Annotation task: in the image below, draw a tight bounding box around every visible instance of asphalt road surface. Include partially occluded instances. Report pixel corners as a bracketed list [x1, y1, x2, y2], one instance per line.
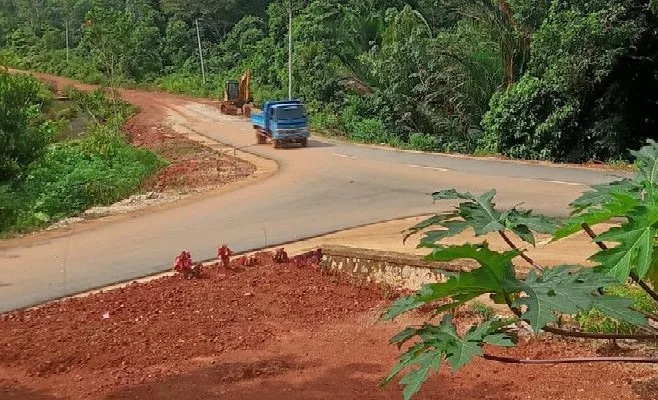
[0, 88, 628, 312]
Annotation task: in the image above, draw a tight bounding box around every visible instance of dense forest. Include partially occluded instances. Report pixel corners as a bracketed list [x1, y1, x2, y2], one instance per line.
[1, 0, 658, 162]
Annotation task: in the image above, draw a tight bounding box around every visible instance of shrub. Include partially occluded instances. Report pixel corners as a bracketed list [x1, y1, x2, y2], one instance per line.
[481, 76, 577, 161]
[407, 132, 439, 152]
[469, 301, 495, 320]
[309, 111, 340, 132]
[347, 118, 390, 144]
[157, 73, 208, 97]
[0, 72, 55, 181]
[1, 85, 165, 234]
[9, 126, 164, 231]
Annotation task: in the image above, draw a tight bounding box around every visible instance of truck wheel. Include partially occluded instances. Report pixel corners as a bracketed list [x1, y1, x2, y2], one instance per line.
[273, 140, 281, 149]
[300, 138, 308, 148]
[255, 131, 267, 144]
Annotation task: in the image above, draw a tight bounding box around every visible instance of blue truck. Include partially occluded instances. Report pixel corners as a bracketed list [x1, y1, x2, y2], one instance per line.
[251, 100, 309, 148]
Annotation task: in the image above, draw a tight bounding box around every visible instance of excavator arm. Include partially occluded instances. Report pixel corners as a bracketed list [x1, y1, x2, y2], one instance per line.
[239, 69, 252, 104]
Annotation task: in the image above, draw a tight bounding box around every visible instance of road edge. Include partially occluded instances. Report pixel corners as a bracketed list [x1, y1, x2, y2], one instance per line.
[311, 134, 634, 174]
[0, 107, 279, 252]
[10, 214, 430, 312]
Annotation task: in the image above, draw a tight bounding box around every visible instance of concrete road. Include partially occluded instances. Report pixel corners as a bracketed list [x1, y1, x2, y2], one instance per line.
[0, 95, 626, 312]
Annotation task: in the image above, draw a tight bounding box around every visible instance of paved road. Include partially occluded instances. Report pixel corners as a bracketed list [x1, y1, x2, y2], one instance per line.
[0, 95, 626, 312]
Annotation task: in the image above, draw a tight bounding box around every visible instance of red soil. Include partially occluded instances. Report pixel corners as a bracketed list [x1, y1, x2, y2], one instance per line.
[1, 252, 655, 400]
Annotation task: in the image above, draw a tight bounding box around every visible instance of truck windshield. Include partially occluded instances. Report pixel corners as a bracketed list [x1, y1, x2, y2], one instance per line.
[275, 106, 305, 120]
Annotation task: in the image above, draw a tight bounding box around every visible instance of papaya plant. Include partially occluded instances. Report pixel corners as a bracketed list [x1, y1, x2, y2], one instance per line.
[384, 140, 658, 400]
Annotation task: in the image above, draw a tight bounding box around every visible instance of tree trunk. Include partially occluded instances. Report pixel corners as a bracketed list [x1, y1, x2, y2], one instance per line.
[497, 0, 530, 87]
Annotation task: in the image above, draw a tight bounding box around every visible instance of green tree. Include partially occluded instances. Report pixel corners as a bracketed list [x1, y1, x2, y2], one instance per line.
[78, 6, 162, 82]
[482, 0, 657, 162]
[0, 72, 54, 181]
[162, 19, 194, 72]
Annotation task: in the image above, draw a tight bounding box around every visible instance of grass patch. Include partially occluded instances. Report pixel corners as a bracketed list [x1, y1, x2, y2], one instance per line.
[469, 301, 496, 320]
[576, 284, 658, 335]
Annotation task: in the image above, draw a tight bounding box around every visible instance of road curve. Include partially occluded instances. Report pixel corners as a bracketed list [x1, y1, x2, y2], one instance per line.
[0, 88, 626, 312]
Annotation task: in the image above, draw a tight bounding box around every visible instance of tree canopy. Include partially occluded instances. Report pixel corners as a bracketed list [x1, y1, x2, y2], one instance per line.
[2, 0, 657, 162]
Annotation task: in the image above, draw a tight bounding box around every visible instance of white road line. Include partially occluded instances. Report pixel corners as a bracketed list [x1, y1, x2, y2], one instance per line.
[406, 164, 450, 172]
[331, 153, 356, 159]
[545, 180, 585, 187]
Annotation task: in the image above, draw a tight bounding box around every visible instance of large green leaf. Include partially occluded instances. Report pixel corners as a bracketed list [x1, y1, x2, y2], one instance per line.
[425, 243, 519, 283]
[382, 244, 520, 320]
[593, 295, 648, 327]
[431, 189, 474, 200]
[399, 352, 441, 400]
[503, 208, 558, 245]
[631, 139, 658, 185]
[430, 189, 505, 237]
[458, 190, 504, 235]
[384, 316, 515, 400]
[515, 266, 646, 331]
[413, 189, 556, 248]
[502, 209, 558, 234]
[592, 225, 657, 281]
[417, 220, 469, 248]
[590, 204, 658, 281]
[569, 179, 642, 215]
[403, 211, 459, 243]
[445, 322, 484, 372]
[554, 191, 640, 240]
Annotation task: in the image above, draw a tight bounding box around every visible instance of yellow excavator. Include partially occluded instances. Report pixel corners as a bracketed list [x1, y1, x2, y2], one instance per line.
[219, 69, 253, 117]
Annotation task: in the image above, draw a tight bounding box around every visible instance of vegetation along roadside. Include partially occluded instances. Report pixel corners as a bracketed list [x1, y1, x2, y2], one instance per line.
[2, 1, 657, 164]
[0, 71, 166, 236]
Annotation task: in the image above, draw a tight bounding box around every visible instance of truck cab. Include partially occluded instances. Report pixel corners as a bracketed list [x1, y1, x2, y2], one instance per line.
[251, 100, 309, 148]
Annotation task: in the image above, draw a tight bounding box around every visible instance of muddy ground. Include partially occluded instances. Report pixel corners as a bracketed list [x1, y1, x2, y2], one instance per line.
[1, 252, 656, 400]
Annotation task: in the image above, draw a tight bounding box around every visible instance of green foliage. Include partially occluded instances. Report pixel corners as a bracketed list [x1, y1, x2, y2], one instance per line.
[384, 142, 658, 398]
[12, 125, 163, 227]
[577, 284, 658, 334]
[0, 71, 55, 181]
[406, 133, 438, 152]
[557, 140, 658, 284]
[517, 266, 645, 329]
[3, 0, 657, 162]
[469, 301, 495, 320]
[79, 7, 163, 83]
[309, 110, 340, 133]
[382, 315, 515, 400]
[406, 188, 557, 246]
[0, 84, 165, 234]
[481, 75, 575, 160]
[482, 0, 658, 162]
[347, 118, 390, 144]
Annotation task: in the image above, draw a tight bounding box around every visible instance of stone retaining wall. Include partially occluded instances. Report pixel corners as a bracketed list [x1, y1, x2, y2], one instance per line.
[320, 245, 470, 290]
